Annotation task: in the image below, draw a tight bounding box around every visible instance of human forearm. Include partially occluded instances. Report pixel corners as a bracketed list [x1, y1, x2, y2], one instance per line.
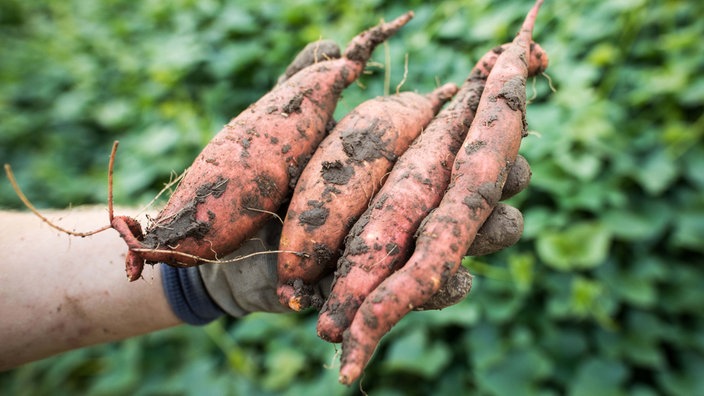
[0, 207, 181, 371]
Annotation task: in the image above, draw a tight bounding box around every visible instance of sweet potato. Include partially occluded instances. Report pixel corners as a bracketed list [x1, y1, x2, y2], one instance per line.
[276, 40, 341, 85]
[337, 0, 545, 384]
[277, 83, 459, 310]
[316, 42, 547, 343]
[108, 12, 414, 281]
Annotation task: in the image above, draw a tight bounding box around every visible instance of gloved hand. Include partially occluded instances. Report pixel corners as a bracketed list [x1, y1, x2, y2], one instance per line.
[160, 39, 531, 324]
[196, 216, 322, 316]
[416, 154, 530, 310]
[160, 156, 530, 323]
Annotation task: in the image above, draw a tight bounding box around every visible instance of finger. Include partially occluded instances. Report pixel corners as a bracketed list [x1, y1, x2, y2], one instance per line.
[198, 216, 289, 316]
[319, 266, 471, 315]
[319, 204, 521, 311]
[318, 273, 335, 299]
[466, 203, 524, 257]
[501, 154, 531, 201]
[415, 265, 473, 311]
[277, 39, 342, 84]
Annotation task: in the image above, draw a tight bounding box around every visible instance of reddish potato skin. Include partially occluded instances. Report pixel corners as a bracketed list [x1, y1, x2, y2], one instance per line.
[110, 13, 414, 281]
[316, 42, 548, 343]
[337, 0, 545, 385]
[277, 83, 458, 310]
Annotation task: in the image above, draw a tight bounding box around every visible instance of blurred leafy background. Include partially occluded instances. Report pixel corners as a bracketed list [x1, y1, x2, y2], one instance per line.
[1, 0, 703, 394]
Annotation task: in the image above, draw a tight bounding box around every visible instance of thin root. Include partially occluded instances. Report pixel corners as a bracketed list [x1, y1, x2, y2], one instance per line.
[4, 165, 111, 237]
[366, 61, 385, 69]
[395, 53, 409, 94]
[368, 243, 399, 269]
[527, 76, 538, 104]
[542, 71, 557, 92]
[323, 346, 342, 369]
[358, 372, 369, 396]
[107, 141, 119, 222]
[244, 207, 285, 224]
[527, 71, 557, 104]
[383, 41, 391, 96]
[378, 170, 392, 189]
[130, 247, 306, 265]
[313, 38, 321, 63]
[138, 168, 187, 217]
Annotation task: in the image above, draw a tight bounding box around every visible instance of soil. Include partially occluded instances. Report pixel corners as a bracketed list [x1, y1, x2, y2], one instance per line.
[321, 160, 354, 185]
[416, 266, 473, 310]
[143, 176, 229, 248]
[298, 200, 329, 230]
[497, 75, 528, 133]
[467, 203, 524, 256]
[340, 121, 395, 162]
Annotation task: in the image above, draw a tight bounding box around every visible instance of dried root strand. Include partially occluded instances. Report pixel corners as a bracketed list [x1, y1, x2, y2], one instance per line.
[4, 164, 111, 237]
[107, 140, 118, 222]
[130, 247, 304, 265]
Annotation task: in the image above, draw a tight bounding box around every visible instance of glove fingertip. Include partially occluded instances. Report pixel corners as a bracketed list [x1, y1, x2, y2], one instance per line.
[501, 155, 531, 201]
[467, 203, 524, 257]
[416, 266, 473, 311]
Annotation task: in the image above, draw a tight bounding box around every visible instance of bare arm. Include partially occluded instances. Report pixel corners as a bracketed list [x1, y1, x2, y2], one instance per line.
[0, 207, 181, 371]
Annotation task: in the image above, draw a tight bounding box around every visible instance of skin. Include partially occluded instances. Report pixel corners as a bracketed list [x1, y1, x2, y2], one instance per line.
[0, 208, 181, 371]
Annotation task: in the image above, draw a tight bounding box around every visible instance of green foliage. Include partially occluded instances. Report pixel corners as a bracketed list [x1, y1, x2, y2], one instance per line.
[1, 0, 703, 395]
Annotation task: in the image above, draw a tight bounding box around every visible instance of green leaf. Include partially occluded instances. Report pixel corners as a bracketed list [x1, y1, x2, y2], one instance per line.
[670, 210, 704, 252]
[683, 146, 704, 188]
[262, 348, 306, 390]
[477, 348, 553, 396]
[536, 222, 612, 270]
[602, 202, 670, 241]
[633, 149, 679, 196]
[570, 358, 628, 396]
[522, 207, 569, 239]
[475, 275, 527, 323]
[529, 161, 576, 198]
[509, 253, 535, 292]
[598, 256, 666, 308]
[569, 276, 617, 330]
[617, 274, 657, 307]
[466, 322, 505, 371]
[541, 327, 588, 360]
[657, 352, 704, 396]
[555, 150, 603, 181]
[382, 328, 451, 378]
[216, 4, 258, 34]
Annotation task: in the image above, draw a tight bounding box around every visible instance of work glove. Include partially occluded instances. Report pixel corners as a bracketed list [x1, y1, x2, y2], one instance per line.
[160, 156, 530, 323]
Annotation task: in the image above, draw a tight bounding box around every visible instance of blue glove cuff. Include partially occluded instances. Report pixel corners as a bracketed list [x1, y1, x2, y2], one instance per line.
[161, 264, 225, 325]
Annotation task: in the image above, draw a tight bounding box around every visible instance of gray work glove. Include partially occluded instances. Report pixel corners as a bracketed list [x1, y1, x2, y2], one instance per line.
[197, 218, 330, 316]
[190, 155, 530, 317]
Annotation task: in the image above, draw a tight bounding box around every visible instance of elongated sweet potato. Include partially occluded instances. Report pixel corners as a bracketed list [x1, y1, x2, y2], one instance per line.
[109, 12, 414, 281]
[337, 0, 545, 384]
[316, 42, 547, 343]
[277, 83, 458, 310]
